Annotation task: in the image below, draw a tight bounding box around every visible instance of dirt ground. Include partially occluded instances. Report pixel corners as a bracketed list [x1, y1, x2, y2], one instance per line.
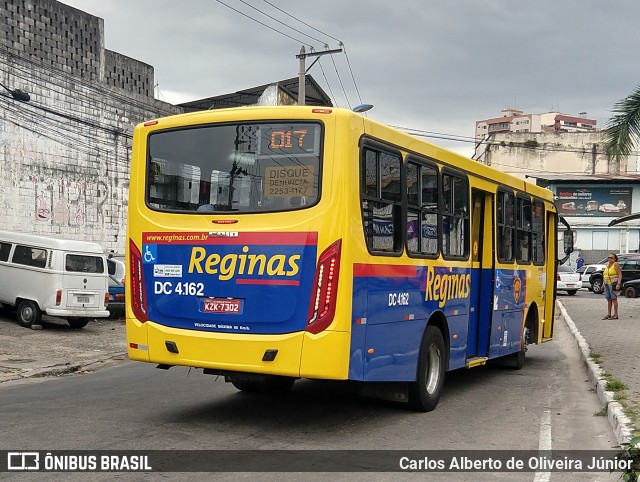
[0, 306, 127, 384]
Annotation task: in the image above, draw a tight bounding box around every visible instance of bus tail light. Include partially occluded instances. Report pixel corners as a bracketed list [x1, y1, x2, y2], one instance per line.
[55, 290, 62, 306]
[129, 239, 149, 322]
[306, 239, 342, 334]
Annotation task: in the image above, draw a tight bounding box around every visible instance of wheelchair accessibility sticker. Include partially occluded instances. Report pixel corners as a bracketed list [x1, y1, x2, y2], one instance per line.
[142, 245, 157, 264]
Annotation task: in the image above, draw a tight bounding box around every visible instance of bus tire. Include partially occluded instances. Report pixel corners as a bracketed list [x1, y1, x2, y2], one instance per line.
[508, 327, 528, 370]
[232, 376, 295, 395]
[68, 317, 90, 329]
[17, 300, 41, 328]
[409, 326, 446, 412]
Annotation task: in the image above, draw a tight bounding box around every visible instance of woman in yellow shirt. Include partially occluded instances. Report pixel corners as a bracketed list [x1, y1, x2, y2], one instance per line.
[602, 253, 623, 320]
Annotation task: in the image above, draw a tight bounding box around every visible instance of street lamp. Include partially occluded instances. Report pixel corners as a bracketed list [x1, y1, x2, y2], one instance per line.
[0, 81, 30, 102]
[353, 104, 373, 113]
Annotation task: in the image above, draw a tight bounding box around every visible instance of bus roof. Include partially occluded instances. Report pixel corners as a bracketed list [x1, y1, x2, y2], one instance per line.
[0, 230, 105, 254]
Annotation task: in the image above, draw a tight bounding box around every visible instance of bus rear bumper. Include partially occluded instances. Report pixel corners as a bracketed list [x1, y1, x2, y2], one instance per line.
[131, 321, 305, 378]
[126, 321, 352, 380]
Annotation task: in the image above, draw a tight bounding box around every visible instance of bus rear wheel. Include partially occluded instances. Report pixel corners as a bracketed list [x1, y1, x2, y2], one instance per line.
[409, 326, 446, 412]
[17, 300, 41, 328]
[231, 376, 295, 395]
[508, 327, 528, 370]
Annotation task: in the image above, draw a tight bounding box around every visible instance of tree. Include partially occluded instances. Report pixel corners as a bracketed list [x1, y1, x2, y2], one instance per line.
[604, 85, 640, 161]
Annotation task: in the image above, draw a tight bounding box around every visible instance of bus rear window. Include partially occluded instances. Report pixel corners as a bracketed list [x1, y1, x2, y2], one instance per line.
[66, 255, 105, 273]
[147, 122, 322, 213]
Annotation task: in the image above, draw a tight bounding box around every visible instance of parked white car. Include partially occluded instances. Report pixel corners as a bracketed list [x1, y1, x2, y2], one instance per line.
[577, 264, 606, 290]
[0, 230, 109, 328]
[556, 264, 581, 295]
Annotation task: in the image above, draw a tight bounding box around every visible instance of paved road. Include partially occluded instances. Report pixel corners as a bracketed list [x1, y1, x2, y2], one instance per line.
[0, 318, 617, 482]
[0, 289, 637, 446]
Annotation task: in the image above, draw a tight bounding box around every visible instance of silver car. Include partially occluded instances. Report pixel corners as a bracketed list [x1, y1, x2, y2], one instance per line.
[557, 265, 581, 295]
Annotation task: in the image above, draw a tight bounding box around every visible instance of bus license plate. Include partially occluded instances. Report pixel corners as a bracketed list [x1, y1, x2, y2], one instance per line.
[77, 295, 91, 303]
[203, 298, 241, 314]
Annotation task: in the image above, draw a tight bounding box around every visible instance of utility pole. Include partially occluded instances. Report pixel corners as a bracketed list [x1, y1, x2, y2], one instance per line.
[298, 46, 306, 106]
[296, 46, 343, 106]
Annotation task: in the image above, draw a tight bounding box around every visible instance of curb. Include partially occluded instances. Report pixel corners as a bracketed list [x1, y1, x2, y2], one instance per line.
[557, 300, 634, 445]
[0, 354, 125, 384]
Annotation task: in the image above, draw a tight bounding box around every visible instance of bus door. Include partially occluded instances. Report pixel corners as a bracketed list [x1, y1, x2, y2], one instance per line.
[467, 190, 494, 358]
[543, 210, 559, 340]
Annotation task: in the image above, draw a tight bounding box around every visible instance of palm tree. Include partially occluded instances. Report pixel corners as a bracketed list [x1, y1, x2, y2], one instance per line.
[604, 85, 640, 227]
[603, 84, 640, 161]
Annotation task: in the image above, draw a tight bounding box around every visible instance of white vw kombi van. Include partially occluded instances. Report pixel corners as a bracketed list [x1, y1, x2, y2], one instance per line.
[0, 230, 110, 328]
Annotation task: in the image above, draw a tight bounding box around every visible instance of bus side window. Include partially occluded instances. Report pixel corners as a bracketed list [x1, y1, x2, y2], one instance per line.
[516, 197, 532, 264]
[360, 147, 402, 254]
[441, 172, 469, 259]
[531, 200, 545, 264]
[497, 190, 515, 262]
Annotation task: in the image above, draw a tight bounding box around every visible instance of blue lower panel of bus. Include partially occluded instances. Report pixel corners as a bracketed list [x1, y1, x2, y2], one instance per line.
[139, 232, 317, 335]
[349, 264, 526, 382]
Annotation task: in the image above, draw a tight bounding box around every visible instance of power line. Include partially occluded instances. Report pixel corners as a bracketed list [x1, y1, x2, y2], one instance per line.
[262, 0, 342, 43]
[257, 1, 362, 108]
[393, 125, 640, 156]
[328, 51, 351, 109]
[342, 44, 363, 106]
[237, 0, 326, 45]
[0, 49, 178, 117]
[315, 56, 337, 106]
[214, 0, 312, 46]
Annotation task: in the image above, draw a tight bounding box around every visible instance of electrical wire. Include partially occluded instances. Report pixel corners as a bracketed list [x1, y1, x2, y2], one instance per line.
[342, 44, 363, 106]
[214, 0, 312, 46]
[0, 47, 178, 117]
[393, 125, 640, 157]
[257, 0, 362, 108]
[328, 51, 351, 109]
[237, 0, 326, 45]
[262, 0, 342, 43]
[315, 57, 337, 106]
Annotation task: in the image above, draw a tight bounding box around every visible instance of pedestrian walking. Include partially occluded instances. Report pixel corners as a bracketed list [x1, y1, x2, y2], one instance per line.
[602, 253, 622, 320]
[576, 254, 584, 269]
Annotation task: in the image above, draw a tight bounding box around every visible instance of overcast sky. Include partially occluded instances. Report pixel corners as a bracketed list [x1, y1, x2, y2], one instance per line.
[60, 0, 640, 156]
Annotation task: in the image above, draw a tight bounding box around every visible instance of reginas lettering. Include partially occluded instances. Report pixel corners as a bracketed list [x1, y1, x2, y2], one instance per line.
[424, 266, 471, 308]
[188, 246, 300, 280]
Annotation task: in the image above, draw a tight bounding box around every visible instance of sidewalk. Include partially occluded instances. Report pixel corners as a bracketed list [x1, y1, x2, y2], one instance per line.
[0, 307, 127, 384]
[557, 291, 640, 444]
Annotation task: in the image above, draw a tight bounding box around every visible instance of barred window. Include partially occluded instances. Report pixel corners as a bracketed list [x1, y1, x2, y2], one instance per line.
[497, 190, 515, 262]
[442, 172, 469, 259]
[361, 147, 402, 253]
[516, 196, 532, 264]
[531, 200, 545, 265]
[406, 160, 439, 256]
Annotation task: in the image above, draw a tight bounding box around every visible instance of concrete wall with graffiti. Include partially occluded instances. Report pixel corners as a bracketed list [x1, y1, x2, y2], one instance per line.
[0, 1, 183, 253]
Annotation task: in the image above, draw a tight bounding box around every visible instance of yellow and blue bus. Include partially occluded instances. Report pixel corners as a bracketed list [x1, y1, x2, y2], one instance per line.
[126, 106, 570, 411]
